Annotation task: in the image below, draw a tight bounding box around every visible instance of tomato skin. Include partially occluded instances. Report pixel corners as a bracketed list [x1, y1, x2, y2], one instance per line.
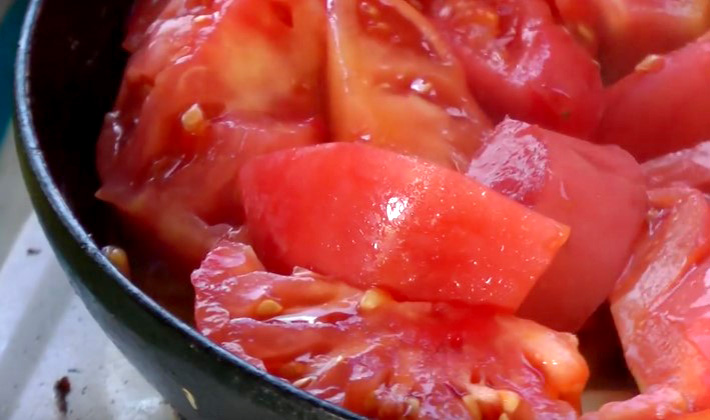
[240, 142, 570, 311]
[467, 119, 647, 332]
[327, 0, 491, 170]
[97, 0, 327, 263]
[643, 141, 710, 192]
[595, 34, 710, 161]
[192, 238, 589, 419]
[556, 0, 710, 83]
[420, 0, 603, 138]
[587, 188, 710, 418]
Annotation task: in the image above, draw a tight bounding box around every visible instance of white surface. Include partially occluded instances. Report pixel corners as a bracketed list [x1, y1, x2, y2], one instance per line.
[0, 127, 33, 263]
[0, 214, 178, 420]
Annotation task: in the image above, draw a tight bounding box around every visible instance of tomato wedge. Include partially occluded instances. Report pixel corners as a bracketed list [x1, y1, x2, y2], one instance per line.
[96, 0, 326, 263]
[588, 188, 710, 418]
[240, 143, 570, 311]
[327, 0, 491, 170]
[594, 33, 710, 161]
[643, 142, 710, 192]
[556, 0, 710, 82]
[193, 238, 589, 419]
[417, 0, 603, 138]
[467, 119, 647, 331]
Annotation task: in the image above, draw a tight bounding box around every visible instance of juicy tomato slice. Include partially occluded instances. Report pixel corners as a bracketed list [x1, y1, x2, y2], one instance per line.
[556, 0, 710, 83]
[327, 0, 491, 170]
[240, 142, 570, 311]
[96, 0, 326, 263]
[589, 188, 710, 418]
[192, 239, 589, 419]
[643, 141, 710, 192]
[467, 119, 647, 331]
[416, 0, 603, 138]
[594, 33, 710, 161]
[675, 409, 710, 420]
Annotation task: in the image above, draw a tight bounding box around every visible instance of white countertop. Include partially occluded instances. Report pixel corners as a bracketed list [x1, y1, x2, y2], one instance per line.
[0, 116, 176, 420]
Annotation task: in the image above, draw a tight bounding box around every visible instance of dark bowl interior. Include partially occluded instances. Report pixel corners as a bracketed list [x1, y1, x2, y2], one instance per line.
[13, 1, 360, 418]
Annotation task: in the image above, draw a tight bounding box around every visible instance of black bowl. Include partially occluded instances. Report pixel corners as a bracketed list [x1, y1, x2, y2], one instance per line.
[13, 1, 360, 419]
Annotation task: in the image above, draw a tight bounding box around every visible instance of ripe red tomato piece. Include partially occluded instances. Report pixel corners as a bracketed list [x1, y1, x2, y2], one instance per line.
[643, 142, 710, 192]
[467, 119, 647, 331]
[192, 239, 589, 419]
[96, 0, 326, 263]
[588, 188, 710, 418]
[556, 0, 710, 82]
[240, 142, 570, 311]
[594, 34, 710, 161]
[676, 409, 710, 420]
[327, 0, 492, 170]
[417, 0, 603, 138]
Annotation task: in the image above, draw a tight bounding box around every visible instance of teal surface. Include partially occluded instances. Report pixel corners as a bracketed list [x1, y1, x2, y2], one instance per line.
[1, 0, 29, 140]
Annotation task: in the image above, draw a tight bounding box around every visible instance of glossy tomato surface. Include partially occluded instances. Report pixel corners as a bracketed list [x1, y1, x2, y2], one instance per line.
[556, 0, 710, 82]
[468, 119, 647, 331]
[240, 142, 570, 311]
[96, 0, 327, 264]
[590, 188, 710, 418]
[193, 238, 590, 419]
[417, 0, 603, 138]
[643, 142, 710, 192]
[594, 33, 710, 161]
[327, 0, 491, 170]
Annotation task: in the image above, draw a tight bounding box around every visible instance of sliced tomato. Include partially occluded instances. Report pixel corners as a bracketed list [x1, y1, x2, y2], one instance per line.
[192, 238, 589, 419]
[416, 0, 603, 138]
[643, 141, 710, 192]
[96, 0, 326, 263]
[594, 34, 710, 161]
[240, 142, 569, 311]
[327, 0, 491, 170]
[587, 188, 710, 418]
[467, 119, 647, 331]
[675, 409, 710, 420]
[556, 0, 710, 82]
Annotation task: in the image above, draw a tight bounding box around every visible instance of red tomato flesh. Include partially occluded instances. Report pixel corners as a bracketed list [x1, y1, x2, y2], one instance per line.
[594, 33, 710, 161]
[193, 238, 589, 419]
[240, 142, 570, 311]
[468, 119, 647, 331]
[643, 141, 710, 192]
[417, 0, 603, 138]
[589, 188, 710, 418]
[97, 0, 326, 263]
[556, 0, 710, 83]
[327, 0, 492, 170]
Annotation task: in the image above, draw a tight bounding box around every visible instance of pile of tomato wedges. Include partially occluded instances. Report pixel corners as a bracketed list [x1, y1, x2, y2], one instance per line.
[96, 0, 710, 418]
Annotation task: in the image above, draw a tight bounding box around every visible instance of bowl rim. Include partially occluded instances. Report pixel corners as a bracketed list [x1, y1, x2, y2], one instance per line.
[13, 1, 360, 418]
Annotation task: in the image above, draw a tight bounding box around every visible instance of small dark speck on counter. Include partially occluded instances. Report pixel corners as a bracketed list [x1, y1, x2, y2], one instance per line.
[54, 376, 71, 415]
[81, 385, 88, 396]
[68, 368, 81, 374]
[26, 248, 41, 256]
